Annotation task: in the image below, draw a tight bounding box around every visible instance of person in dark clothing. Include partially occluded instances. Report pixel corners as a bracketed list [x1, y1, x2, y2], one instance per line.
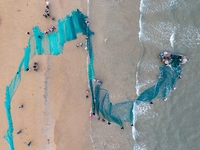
[19, 105, 23, 109]
[27, 141, 32, 147]
[17, 130, 22, 134]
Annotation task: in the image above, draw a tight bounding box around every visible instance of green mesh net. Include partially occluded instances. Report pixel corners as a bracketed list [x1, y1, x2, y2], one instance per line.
[93, 55, 182, 127]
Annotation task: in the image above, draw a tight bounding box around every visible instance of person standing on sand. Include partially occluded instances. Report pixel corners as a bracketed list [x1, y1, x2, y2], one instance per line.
[19, 105, 23, 109]
[17, 130, 22, 134]
[89, 113, 93, 118]
[46, 12, 50, 17]
[44, 31, 48, 34]
[86, 90, 89, 99]
[26, 68, 31, 71]
[27, 141, 32, 147]
[43, 14, 48, 18]
[26, 31, 30, 35]
[52, 26, 56, 30]
[46, 1, 50, 7]
[97, 79, 103, 85]
[93, 78, 97, 83]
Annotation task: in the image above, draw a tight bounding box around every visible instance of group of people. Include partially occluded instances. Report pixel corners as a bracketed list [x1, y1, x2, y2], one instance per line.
[91, 112, 134, 130]
[93, 78, 103, 85]
[43, 2, 55, 20]
[25, 2, 55, 36]
[44, 26, 56, 34]
[33, 62, 38, 71]
[76, 42, 84, 47]
[25, 62, 39, 72]
[90, 78, 136, 130]
[159, 51, 189, 65]
[159, 51, 173, 65]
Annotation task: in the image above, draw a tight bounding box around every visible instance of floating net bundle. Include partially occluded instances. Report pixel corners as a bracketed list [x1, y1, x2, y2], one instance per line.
[93, 55, 182, 127]
[4, 10, 94, 150]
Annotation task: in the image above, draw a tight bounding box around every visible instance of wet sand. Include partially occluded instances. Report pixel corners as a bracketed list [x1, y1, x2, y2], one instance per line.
[88, 0, 141, 149]
[0, 0, 92, 150]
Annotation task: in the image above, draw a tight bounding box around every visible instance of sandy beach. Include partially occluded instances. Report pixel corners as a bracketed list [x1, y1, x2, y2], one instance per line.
[0, 0, 93, 149]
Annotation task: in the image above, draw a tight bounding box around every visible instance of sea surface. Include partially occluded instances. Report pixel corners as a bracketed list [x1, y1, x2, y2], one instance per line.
[89, 0, 200, 149]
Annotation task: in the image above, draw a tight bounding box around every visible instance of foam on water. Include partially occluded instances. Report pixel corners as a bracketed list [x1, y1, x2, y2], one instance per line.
[139, 21, 174, 49]
[136, 0, 200, 149]
[170, 32, 175, 48]
[140, 0, 188, 14]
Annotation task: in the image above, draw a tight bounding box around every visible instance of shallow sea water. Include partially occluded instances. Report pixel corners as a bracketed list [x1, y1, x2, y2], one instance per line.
[89, 0, 200, 149]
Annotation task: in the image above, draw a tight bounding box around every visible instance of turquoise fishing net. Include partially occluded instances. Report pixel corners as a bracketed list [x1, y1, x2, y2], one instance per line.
[93, 56, 182, 127]
[4, 10, 94, 150]
[137, 64, 181, 102]
[4, 7, 184, 150]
